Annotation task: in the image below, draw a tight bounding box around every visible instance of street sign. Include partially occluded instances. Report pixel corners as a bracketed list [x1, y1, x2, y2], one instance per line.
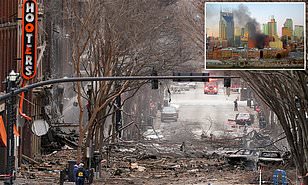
[173, 73, 209, 82]
[21, 0, 38, 80]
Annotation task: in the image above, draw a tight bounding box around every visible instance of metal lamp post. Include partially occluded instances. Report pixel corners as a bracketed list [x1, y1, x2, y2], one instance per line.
[5, 70, 20, 185]
[87, 84, 93, 169]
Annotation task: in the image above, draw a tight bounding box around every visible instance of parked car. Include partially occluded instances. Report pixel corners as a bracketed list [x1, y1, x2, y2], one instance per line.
[235, 113, 253, 126]
[161, 106, 178, 122]
[226, 149, 259, 170]
[178, 82, 190, 91]
[187, 82, 197, 89]
[257, 151, 284, 166]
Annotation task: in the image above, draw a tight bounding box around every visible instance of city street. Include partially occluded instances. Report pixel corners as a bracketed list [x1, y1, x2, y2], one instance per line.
[0, 0, 307, 184]
[157, 83, 258, 142]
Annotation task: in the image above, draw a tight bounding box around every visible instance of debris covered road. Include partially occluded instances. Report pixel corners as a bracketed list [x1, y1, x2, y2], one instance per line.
[13, 84, 296, 184]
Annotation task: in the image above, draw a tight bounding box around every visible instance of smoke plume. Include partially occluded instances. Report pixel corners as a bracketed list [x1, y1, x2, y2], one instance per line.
[233, 4, 266, 49]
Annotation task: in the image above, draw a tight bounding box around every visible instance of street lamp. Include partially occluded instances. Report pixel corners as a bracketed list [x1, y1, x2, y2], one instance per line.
[7, 70, 20, 83]
[86, 84, 93, 169]
[5, 70, 20, 185]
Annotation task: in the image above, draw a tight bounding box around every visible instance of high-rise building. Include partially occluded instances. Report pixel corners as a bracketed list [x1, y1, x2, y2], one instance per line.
[282, 27, 292, 37]
[234, 27, 241, 36]
[219, 10, 234, 46]
[284, 18, 293, 35]
[294, 25, 304, 39]
[262, 24, 269, 35]
[240, 28, 245, 36]
[234, 27, 241, 47]
[269, 35, 283, 49]
[268, 16, 277, 37]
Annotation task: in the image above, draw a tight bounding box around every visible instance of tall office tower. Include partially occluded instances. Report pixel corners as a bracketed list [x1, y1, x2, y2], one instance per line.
[234, 27, 241, 47]
[241, 27, 245, 36]
[284, 18, 293, 35]
[282, 27, 292, 37]
[294, 25, 304, 39]
[268, 16, 277, 36]
[219, 10, 234, 46]
[262, 24, 269, 35]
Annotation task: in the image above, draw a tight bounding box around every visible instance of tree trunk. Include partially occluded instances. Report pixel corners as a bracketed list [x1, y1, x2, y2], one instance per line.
[303, 175, 308, 185]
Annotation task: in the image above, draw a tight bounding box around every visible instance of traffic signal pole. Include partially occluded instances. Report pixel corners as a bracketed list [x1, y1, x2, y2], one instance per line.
[4, 72, 19, 185]
[0, 75, 240, 102]
[0, 75, 240, 184]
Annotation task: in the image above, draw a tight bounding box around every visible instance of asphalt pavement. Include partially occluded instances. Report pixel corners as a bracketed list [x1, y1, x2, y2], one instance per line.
[154, 83, 258, 141]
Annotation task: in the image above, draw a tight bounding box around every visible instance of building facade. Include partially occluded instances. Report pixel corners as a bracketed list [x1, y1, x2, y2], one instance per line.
[294, 25, 304, 39]
[268, 16, 277, 37]
[219, 11, 234, 47]
[283, 18, 293, 35]
[0, 0, 43, 174]
[0, 0, 19, 174]
[282, 27, 292, 38]
[262, 24, 269, 35]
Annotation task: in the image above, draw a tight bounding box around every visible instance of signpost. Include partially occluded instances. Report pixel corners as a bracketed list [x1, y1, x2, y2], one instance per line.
[0, 74, 240, 184]
[21, 0, 38, 80]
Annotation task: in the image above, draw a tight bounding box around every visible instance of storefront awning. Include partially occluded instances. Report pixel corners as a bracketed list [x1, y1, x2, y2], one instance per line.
[0, 115, 7, 146]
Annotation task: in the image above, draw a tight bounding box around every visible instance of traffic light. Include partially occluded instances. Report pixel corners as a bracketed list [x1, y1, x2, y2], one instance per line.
[151, 70, 158, 89]
[224, 77, 231, 88]
[173, 72, 209, 82]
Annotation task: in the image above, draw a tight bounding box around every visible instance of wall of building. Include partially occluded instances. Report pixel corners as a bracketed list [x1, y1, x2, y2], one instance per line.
[0, 0, 18, 174]
[0, 0, 44, 174]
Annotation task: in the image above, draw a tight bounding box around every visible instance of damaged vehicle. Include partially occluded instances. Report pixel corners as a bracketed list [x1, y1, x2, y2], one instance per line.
[235, 113, 254, 126]
[161, 106, 178, 122]
[226, 149, 259, 170]
[257, 151, 284, 166]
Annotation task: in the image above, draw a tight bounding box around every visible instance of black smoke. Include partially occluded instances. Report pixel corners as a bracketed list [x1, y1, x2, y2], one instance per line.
[233, 4, 256, 28]
[233, 4, 266, 49]
[255, 34, 266, 49]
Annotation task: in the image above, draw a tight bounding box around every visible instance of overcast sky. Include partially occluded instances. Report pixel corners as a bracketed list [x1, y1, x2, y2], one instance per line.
[205, 2, 305, 37]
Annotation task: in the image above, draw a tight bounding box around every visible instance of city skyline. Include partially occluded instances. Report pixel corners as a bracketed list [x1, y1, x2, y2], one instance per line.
[206, 3, 305, 38]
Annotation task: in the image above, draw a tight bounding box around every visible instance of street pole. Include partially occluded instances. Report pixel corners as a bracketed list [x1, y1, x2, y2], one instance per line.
[5, 71, 19, 185]
[87, 84, 92, 170]
[115, 95, 122, 138]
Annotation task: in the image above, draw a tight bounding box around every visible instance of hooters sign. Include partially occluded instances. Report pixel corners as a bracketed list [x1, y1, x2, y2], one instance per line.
[21, 0, 38, 80]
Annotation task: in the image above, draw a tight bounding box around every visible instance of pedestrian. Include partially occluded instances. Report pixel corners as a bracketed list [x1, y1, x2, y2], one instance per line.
[234, 99, 238, 111]
[73, 164, 79, 183]
[180, 142, 186, 152]
[75, 163, 88, 185]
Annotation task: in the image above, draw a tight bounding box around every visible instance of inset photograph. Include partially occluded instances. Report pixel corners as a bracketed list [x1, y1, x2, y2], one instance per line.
[205, 2, 306, 70]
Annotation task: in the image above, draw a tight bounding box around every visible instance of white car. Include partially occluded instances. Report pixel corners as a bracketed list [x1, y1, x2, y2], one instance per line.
[143, 129, 164, 140]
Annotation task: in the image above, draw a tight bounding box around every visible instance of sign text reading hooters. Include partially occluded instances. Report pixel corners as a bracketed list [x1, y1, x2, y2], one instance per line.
[22, 0, 38, 80]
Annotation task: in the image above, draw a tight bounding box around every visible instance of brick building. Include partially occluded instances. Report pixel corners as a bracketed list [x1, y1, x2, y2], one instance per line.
[0, 0, 42, 174]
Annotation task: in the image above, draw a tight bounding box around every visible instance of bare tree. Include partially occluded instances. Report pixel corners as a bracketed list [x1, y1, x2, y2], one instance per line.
[240, 71, 308, 183]
[63, 0, 195, 162]
[179, 0, 308, 183]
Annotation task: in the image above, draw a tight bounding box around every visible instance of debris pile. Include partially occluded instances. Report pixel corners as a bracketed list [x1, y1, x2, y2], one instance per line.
[98, 141, 255, 185]
[17, 149, 77, 184]
[41, 128, 78, 154]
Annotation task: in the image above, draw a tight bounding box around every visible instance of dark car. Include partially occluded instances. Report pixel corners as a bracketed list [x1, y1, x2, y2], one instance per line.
[235, 113, 254, 126]
[226, 149, 259, 170]
[161, 106, 178, 122]
[257, 151, 284, 166]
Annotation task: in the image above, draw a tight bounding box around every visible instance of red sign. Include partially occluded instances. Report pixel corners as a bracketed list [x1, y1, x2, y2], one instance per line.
[21, 0, 38, 80]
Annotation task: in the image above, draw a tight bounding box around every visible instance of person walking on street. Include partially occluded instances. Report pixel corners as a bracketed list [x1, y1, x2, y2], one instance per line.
[234, 98, 238, 111]
[73, 164, 79, 183]
[75, 163, 88, 185]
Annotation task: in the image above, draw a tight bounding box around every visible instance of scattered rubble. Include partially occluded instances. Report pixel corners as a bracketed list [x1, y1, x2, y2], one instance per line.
[16, 149, 77, 184]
